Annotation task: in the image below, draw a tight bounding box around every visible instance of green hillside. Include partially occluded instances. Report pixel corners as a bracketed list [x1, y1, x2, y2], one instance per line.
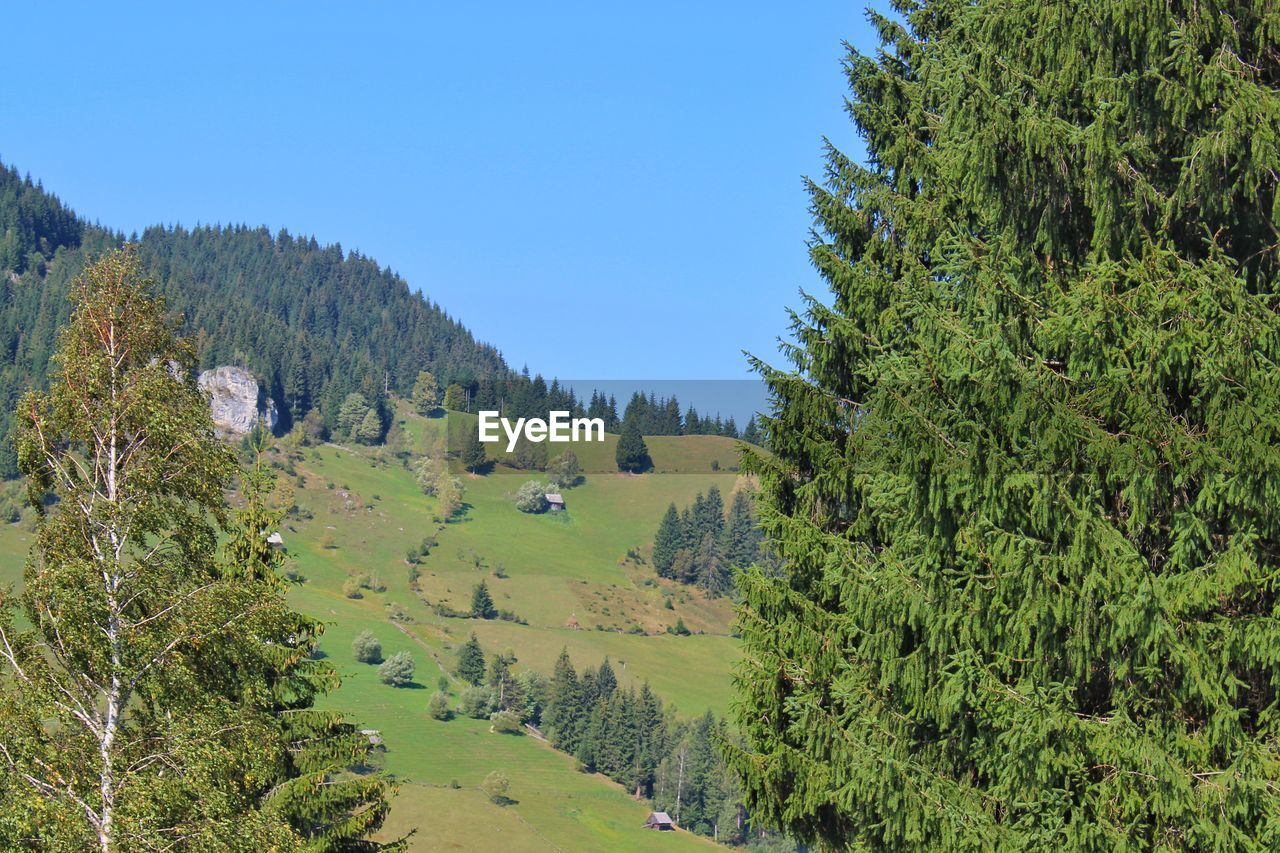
[0, 160, 509, 478]
[0, 403, 745, 850]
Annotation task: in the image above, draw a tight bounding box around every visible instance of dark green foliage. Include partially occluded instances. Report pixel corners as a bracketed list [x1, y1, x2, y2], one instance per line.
[651, 487, 765, 595]
[456, 633, 487, 686]
[0, 174, 507, 477]
[653, 504, 683, 578]
[518, 670, 550, 726]
[470, 581, 497, 619]
[586, 390, 620, 429]
[535, 649, 748, 837]
[543, 649, 585, 752]
[595, 658, 617, 698]
[722, 491, 761, 569]
[377, 652, 415, 687]
[733, 1, 1280, 849]
[623, 392, 742, 438]
[615, 418, 651, 473]
[225, 458, 399, 849]
[509, 435, 548, 471]
[654, 713, 743, 842]
[0, 160, 82, 275]
[460, 429, 489, 473]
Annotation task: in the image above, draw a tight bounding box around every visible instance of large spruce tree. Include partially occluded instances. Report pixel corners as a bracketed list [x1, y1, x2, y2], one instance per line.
[615, 417, 652, 473]
[731, 1, 1280, 848]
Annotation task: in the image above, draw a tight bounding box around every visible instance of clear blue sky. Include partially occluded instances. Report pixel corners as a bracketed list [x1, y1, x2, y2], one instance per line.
[0, 2, 875, 379]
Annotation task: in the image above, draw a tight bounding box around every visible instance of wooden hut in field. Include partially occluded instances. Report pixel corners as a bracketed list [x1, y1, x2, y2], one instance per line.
[545, 492, 565, 511]
[643, 811, 674, 831]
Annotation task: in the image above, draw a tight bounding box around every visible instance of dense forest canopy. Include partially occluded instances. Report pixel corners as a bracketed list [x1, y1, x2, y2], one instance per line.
[0, 159, 508, 476]
[0, 161, 762, 477]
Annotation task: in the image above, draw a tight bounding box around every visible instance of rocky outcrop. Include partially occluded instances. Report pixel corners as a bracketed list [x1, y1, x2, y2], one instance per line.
[197, 366, 279, 436]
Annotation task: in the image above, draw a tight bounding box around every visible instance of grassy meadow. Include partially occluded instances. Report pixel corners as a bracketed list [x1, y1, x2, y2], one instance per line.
[0, 404, 747, 850]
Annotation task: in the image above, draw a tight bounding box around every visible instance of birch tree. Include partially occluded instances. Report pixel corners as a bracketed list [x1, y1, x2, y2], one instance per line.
[0, 249, 296, 850]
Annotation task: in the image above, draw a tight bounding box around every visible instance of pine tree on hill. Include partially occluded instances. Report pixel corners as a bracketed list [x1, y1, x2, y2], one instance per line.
[544, 649, 584, 752]
[633, 683, 667, 797]
[487, 653, 522, 712]
[695, 532, 727, 596]
[470, 581, 497, 620]
[731, 1, 1280, 848]
[652, 504, 683, 578]
[461, 429, 489, 474]
[455, 633, 487, 686]
[722, 490, 760, 569]
[596, 658, 618, 698]
[697, 486, 725, 541]
[227, 458, 398, 846]
[615, 417, 651, 473]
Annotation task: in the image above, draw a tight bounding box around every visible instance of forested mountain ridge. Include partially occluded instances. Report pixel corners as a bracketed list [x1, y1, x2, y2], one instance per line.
[0, 158, 509, 476]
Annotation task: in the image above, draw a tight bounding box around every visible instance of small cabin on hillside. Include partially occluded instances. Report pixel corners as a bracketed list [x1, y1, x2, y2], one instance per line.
[267, 532, 285, 549]
[545, 492, 565, 511]
[644, 812, 674, 831]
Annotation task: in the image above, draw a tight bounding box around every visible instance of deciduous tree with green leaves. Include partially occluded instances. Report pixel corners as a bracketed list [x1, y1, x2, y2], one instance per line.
[732, 1, 1280, 849]
[0, 249, 294, 849]
[411, 370, 439, 415]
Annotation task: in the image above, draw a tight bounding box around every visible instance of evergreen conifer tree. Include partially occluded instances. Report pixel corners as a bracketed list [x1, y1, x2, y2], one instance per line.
[470, 581, 497, 619]
[652, 503, 683, 578]
[461, 429, 488, 474]
[544, 649, 584, 752]
[731, 2, 1280, 848]
[596, 657, 618, 698]
[615, 417, 651, 473]
[456, 633, 487, 686]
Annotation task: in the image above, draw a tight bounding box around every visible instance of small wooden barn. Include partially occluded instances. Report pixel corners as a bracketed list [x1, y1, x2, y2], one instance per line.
[644, 811, 674, 831]
[545, 492, 565, 511]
